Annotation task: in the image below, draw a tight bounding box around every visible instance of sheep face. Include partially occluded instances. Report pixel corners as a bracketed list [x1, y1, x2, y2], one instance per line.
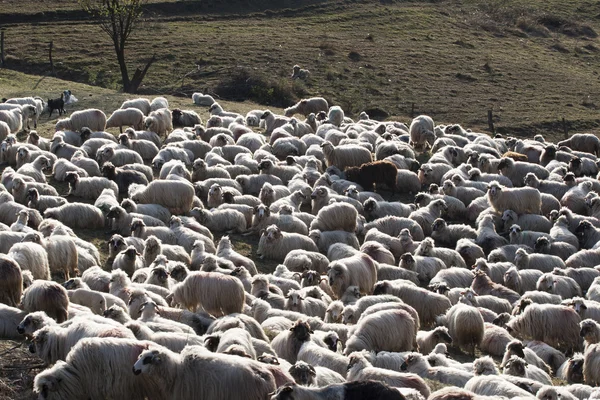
[400, 354, 419, 371]
[150, 267, 169, 284]
[108, 235, 127, 253]
[506, 340, 525, 358]
[133, 349, 162, 375]
[290, 320, 312, 342]
[17, 312, 47, 337]
[372, 281, 389, 295]
[431, 218, 446, 232]
[487, 182, 502, 198]
[289, 362, 316, 386]
[503, 356, 527, 376]
[170, 264, 188, 282]
[169, 216, 183, 229]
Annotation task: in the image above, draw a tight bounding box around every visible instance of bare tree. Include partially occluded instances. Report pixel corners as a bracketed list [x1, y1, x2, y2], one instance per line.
[79, 0, 155, 93]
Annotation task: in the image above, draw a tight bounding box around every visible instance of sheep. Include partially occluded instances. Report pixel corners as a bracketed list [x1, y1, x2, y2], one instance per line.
[373, 280, 451, 328]
[21, 232, 78, 280]
[106, 108, 144, 132]
[363, 198, 414, 222]
[192, 207, 247, 234]
[464, 375, 537, 398]
[344, 308, 417, 354]
[501, 209, 552, 234]
[503, 266, 542, 294]
[525, 172, 570, 199]
[471, 270, 520, 305]
[400, 352, 474, 387]
[133, 345, 277, 399]
[288, 360, 344, 387]
[533, 235, 577, 261]
[0, 254, 22, 307]
[216, 235, 257, 275]
[143, 107, 172, 136]
[442, 179, 485, 206]
[284, 289, 327, 319]
[498, 157, 549, 186]
[284, 97, 328, 118]
[172, 108, 202, 128]
[503, 355, 553, 385]
[7, 241, 50, 280]
[142, 235, 190, 267]
[16, 154, 51, 183]
[0, 107, 24, 132]
[112, 246, 145, 276]
[269, 381, 406, 400]
[559, 133, 600, 156]
[536, 272, 582, 299]
[487, 180, 542, 215]
[10, 175, 58, 204]
[562, 181, 595, 215]
[442, 302, 485, 355]
[409, 115, 435, 150]
[120, 97, 151, 115]
[97, 145, 143, 167]
[327, 253, 377, 299]
[192, 92, 215, 106]
[44, 202, 105, 230]
[33, 337, 162, 400]
[501, 339, 552, 375]
[429, 267, 475, 291]
[431, 218, 477, 247]
[320, 141, 372, 171]
[514, 248, 566, 273]
[129, 180, 195, 215]
[417, 326, 453, 355]
[172, 271, 245, 316]
[284, 250, 330, 275]
[63, 171, 118, 200]
[55, 109, 107, 132]
[506, 303, 581, 351]
[257, 225, 319, 262]
[21, 280, 69, 323]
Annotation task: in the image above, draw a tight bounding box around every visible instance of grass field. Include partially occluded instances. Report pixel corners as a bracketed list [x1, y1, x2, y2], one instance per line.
[1, 0, 600, 136]
[0, 0, 598, 398]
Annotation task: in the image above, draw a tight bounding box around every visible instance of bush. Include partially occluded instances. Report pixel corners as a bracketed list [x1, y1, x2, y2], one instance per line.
[213, 67, 307, 107]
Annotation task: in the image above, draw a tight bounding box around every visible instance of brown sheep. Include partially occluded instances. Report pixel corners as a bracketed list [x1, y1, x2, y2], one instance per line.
[344, 160, 398, 192]
[0, 255, 22, 307]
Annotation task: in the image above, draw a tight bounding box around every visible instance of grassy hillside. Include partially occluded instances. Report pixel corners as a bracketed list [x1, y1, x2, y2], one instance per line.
[1, 0, 600, 135]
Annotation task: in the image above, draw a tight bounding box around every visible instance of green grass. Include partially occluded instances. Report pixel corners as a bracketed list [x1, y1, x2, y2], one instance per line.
[1, 0, 600, 136]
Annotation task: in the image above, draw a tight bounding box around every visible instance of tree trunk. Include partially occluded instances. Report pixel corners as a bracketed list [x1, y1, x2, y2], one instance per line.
[114, 42, 131, 93]
[129, 54, 156, 94]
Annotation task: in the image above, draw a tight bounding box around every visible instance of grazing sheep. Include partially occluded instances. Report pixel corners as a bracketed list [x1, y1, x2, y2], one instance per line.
[21, 280, 69, 323]
[558, 133, 600, 156]
[44, 203, 104, 230]
[64, 171, 118, 200]
[269, 381, 406, 400]
[171, 108, 202, 128]
[344, 160, 398, 193]
[321, 141, 372, 171]
[106, 108, 144, 132]
[55, 109, 106, 132]
[120, 97, 151, 115]
[345, 309, 417, 354]
[216, 235, 257, 275]
[21, 232, 78, 280]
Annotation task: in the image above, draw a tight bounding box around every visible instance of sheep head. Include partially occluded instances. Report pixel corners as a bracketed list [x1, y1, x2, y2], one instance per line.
[289, 320, 312, 342]
[133, 349, 163, 375]
[170, 264, 189, 282]
[372, 281, 389, 295]
[487, 181, 502, 198]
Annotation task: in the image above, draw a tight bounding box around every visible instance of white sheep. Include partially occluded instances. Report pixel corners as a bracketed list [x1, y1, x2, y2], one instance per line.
[129, 180, 195, 215]
[120, 97, 151, 115]
[150, 96, 168, 111]
[321, 141, 372, 170]
[106, 108, 144, 132]
[7, 241, 50, 280]
[192, 92, 215, 106]
[172, 271, 245, 316]
[44, 203, 105, 230]
[0, 107, 24, 132]
[143, 107, 172, 136]
[55, 108, 107, 132]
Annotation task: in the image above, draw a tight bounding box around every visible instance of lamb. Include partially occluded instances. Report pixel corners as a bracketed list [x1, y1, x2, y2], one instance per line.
[55, 109, 106, 132]
[44, 203, 104, 230]
[506, 303, 581, 351]
[172, 271, 245, 316]
[21, 280, 69, 323]
[320, 141, 372, 171]
[257, 225, 319, 262]
[143, 107, 173, 136]
[129, 180, 195, 215]
[270, 381, 406, 400]
[106, 108, 144, 132]
[417, 326, 454, 355]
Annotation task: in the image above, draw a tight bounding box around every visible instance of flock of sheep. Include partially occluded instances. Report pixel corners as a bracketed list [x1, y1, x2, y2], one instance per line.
[2, 91, 600, 399]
